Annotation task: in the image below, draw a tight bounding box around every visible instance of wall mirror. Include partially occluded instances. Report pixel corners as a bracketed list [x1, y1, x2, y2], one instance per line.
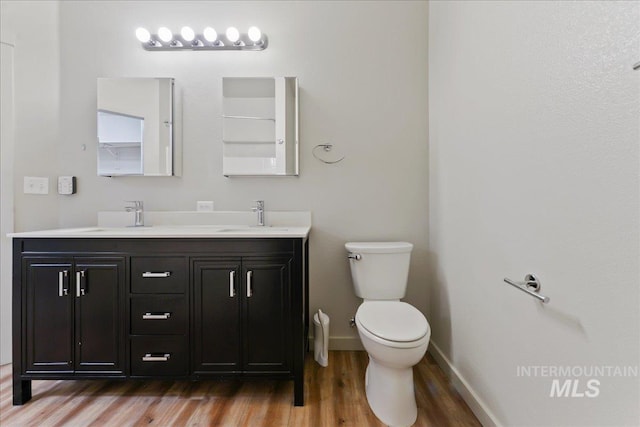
[222, 77, 299, 176]
[97, 77, 175, 176]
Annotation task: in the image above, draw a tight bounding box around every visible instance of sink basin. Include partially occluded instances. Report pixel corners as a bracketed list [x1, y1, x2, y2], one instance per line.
[218, 227, 289, 232]
[72, 225, 292, 235]
[76, 226, 161, 233]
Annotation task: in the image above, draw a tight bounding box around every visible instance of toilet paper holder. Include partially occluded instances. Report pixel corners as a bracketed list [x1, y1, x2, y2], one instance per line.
[503, 274, 550, 303]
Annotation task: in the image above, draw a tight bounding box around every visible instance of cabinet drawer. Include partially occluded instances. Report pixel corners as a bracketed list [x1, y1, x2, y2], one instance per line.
[131, 336, 187, 376]
[131, 295, 187, 335]
[131, 257, 186, 293]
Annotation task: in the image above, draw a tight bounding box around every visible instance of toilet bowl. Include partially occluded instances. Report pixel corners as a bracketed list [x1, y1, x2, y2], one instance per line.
[345, 242, 431, 427]
[356, 301, 430, 426]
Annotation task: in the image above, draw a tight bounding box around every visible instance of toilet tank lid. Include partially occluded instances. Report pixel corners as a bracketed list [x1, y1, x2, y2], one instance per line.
[345, 242, 413, 253]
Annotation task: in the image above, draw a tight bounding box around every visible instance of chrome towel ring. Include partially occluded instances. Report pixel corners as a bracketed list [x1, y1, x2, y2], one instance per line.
[313, 143, 345, 164]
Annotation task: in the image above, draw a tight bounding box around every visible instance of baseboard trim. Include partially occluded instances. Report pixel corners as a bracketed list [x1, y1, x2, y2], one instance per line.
[330, 336, 364, 351]
[308, 336, 364, 351]
[428, 341, 501, 427]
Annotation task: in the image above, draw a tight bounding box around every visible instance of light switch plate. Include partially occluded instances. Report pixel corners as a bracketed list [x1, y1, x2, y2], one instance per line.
[23, 176, 49, 194]
[58, 176, 76, 195]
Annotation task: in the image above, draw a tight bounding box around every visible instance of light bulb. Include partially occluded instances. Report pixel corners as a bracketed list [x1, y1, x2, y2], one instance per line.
[248, 26, 261, 43]
[180, 26, 195, 42]
[203, 26, 218, 42]
[135, 27, 151, 43]
[157, 27, 173, 43]
[226, 26, 240, 43]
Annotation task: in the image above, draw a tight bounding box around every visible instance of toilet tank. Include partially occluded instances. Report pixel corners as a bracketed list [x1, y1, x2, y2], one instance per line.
[345, 242, 413, 300]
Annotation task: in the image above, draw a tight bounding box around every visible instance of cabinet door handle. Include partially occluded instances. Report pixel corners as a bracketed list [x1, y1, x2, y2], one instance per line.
[229, 271, 236, 297]
[142, 272, 171, 278]
[75, 271, 85, 297]
[142, 353, 171, 362]
[58, 270, 68, 296]
[247, 270, 253, 297]
[142, 312, 171, 320]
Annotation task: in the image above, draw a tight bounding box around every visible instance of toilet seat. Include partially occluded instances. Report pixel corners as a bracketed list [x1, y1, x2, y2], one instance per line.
[356, 301, 429, 348]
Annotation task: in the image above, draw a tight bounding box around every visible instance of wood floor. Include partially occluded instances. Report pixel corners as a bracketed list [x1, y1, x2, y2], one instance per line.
[0, 351, 480, 427]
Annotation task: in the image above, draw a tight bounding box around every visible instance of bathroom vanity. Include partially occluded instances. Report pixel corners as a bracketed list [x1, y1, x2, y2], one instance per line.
[11, 225, 309, 406]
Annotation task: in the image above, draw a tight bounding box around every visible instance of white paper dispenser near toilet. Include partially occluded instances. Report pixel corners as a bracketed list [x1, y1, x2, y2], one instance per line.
[313, 309, 330, 367]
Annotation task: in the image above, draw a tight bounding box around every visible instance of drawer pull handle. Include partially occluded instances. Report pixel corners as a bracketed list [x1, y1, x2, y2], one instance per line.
[229, 271, 236, 297]
[142, 312, 171, 320]
[142, 353, 171, 362]
[142, 272, 171, 278]
[247, 270, 253, 297]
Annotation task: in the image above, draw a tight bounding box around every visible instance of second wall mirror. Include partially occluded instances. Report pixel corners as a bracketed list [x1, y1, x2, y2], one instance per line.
[222, 77, 299, 176]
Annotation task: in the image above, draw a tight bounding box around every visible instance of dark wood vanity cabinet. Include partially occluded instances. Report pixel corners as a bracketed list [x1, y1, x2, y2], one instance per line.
[242, 258, 292, 373]
[193, 257, 292, 375]
[129, 256, 189, 377]
[13, 238, 308, 407]
[193, 259, 242, 373]
[23, 257, 124, 374]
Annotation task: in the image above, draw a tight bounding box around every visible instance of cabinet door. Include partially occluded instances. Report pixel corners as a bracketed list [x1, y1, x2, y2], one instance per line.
[74, 258, 124, 373]
[242, 257, 291, 372]
[193, 260, 241, 373]
[24, 259, 74, 373]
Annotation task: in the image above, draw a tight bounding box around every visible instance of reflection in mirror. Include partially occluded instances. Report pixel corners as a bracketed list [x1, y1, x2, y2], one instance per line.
[222, 77, 298, 176]
[97, 77, 174, 176]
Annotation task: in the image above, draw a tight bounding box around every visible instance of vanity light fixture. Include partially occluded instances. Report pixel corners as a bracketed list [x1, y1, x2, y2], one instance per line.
[203, 27, 221, 45]
[180, 26, 195, 42]
[135, 28, 151, 43]
[225, 27, 241, 45]
[157, 27, 173, 43]
[247, 26, 263, 45]
[180, 26, 203, 47]
[135, 26, 267, 51]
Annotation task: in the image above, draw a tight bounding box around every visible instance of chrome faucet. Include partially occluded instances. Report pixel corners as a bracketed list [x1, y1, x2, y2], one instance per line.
[125, 200, 144, 227]
[251, 200, 265, 226]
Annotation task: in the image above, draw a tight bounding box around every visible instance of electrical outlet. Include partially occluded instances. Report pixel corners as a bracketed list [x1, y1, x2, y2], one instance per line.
[197, 201, 214, 212]
[23, 177, 49, 194]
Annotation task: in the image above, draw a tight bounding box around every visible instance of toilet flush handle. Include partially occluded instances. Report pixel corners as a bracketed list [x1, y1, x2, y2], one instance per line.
[347, 253, 361, 260]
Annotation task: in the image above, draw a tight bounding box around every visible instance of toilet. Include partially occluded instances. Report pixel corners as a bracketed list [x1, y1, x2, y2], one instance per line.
[346, 242, 430, 427]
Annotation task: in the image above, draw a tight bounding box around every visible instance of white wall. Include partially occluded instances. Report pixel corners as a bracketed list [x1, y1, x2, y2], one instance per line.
[429, 1, 640, 425]
[0, 1, 62, 364]
[0, 42, 15, 364]
[0, 1, 60, 232]
[3, 1, 429, 353]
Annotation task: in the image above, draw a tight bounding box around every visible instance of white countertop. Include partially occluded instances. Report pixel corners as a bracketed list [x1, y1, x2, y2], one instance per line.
[8, 211, 311, 239]
[8, 225, 310, 239]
